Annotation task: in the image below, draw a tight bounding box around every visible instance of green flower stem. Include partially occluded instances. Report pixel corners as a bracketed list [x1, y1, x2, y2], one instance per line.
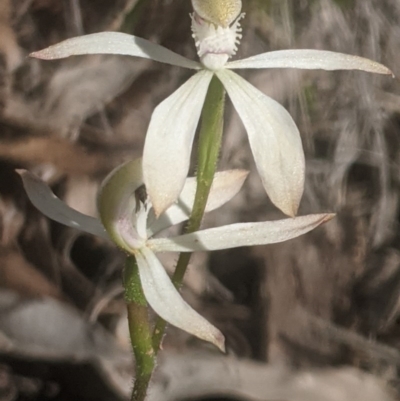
[124, 256, 155, 401]
[125, 76, 225, 400]
[152, 76, 226, 352]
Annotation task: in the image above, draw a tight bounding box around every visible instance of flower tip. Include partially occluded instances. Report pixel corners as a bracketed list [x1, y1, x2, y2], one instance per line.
[322, 213, 336, 223]
[204, 326, 225, 352]
[16, 169, 32, 188]
[15, 168, 27, 176]
[29, 50, 49, 60]
[270, 190, 304, 217]
[145, 178, 181, 218]
[237, 169, 250, 180]
[30, 47, 65, 60]
[16, 169, 36, 185]
[215, 332, 226, 353]
[382, 66, 394, 77]
[281, 202, 299, 218]
[291, 213, 335, 224]
[372, 62, 394, 76]
[150, 196, 174, 219]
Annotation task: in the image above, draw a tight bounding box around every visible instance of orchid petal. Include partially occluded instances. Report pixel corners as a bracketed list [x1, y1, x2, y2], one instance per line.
[217, 69, 304, 216]
[30, 32, 201, 70]
[226, 49, 393, 75]
[150, 213, 334, 252]
[148, 169, 248, 235]
[136, 247, 225, 351]
[97, 159, 145, 251]
[143, 70, 214, 216]
[17, 170, 108, 239]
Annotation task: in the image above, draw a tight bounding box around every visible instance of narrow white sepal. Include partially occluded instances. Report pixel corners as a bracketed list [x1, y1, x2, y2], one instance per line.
[226, 49, 393, 75]
[136, 247, 225, 351]
[217, 69, 304, 217]
[143, 70, 214, 216]
[30, 31, 201, 70]
[17, 170, 108, 239]
[150, 213, 334, 252]
[148, 169, 248, 235]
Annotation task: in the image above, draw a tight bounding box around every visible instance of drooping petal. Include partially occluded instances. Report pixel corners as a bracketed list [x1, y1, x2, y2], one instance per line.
[149, 213, 334, 252]
[97, 159, 145, 251]
[148, 169, 248, 235]
[226, 49, 393, 75]
[17, 170, 108, 239]
[143, 70, 214, 216]
[30, 32, 201, 70]
[216, 69, 304, 217]
[136, 247, 225, 351]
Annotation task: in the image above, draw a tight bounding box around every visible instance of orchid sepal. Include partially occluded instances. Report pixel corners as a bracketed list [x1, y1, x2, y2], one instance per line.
[30, 31, 201, 70]
[216, 69, 305, 217]
[226, 49, 393, 76]
[136, 247, 225, 351]
[149, 213, 335, 252]
[17, 169, 108, 240]
[148, 168, 248, 235]
[143, 70, 214, 216]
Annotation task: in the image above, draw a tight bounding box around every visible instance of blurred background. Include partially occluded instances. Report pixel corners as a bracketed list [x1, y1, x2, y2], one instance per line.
[0, 0, 400, 400]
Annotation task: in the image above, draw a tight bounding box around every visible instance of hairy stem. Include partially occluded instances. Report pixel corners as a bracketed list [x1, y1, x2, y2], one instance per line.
[125, 257, 155, 401]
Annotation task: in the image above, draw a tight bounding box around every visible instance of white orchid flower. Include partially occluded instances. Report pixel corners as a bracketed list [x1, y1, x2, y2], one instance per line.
[29, 0, 392, 217]
[18, 159, 333, 350]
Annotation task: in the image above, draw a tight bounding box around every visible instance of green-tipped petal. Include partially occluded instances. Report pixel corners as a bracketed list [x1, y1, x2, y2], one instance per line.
[226, 49, 393, 75]
[143, 70, 213, 217]
[148, 169, 248, 235]
[136, 247, 225, 351]
[30, 31, 201, 70]
[17, 170, 108, 239]
[217, 69, 304, 217]
[150, 213, 334, 252]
